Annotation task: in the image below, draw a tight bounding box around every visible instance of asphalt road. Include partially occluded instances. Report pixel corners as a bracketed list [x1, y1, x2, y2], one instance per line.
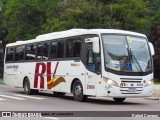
[0, 84, 160, 120]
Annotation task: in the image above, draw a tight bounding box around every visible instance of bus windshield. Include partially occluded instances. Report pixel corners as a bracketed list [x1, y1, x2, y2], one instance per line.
[102, 34, 152, 72]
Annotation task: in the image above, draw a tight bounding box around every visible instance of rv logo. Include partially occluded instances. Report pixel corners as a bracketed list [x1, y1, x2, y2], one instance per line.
[34, 62, 65, 89]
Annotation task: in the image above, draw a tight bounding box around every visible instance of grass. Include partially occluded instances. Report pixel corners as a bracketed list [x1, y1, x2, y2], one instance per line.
[154, 81, 160, 85]
[0, 78, 4, 84]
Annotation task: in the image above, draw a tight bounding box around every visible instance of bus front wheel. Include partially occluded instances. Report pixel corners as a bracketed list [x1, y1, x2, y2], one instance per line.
[24, 78, 38, 95]
[113, 98, 126, 103]
[73, 80, 87, 102]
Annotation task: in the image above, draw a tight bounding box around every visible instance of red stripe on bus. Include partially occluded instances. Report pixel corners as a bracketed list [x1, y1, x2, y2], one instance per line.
[53, 62, 59, 77]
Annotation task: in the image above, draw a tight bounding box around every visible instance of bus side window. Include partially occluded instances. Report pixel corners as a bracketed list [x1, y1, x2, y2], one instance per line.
[15, 46, 25, 61]
[6, 48, 14, 62]
[66, 38, 81, 58]
[37, 43, 43, 60]
[50, 41, 57, 59]
[25, 45, 31, 60]
[73, 40, 81, 57]
[43, 42, 49, 60]
[30, 44, 36, 60]
[25, 44, 36, 60]
[15, 47, 19, 61]
[57, 41, 64, 58]
[19, 46, 25, 61]
[50, 40, 64, 59]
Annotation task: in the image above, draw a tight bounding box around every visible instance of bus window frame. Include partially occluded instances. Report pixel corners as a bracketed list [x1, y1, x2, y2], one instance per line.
[15, 45, 25, 62]
[25, 43, 37, 62]
[81, 34, 102, 75]
[49, 39, 64, 60]
[5, 35, 87, 63]
[5, 47, 15, 63]
[64, 36, 82, 60]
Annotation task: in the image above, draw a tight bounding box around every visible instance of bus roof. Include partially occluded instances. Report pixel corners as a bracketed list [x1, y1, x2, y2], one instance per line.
[6, 29, 147, 47]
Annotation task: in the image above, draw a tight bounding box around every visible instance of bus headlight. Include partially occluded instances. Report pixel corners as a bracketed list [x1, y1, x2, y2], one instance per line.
[103, 77, 119, 87]
[145, 80, 153, 87]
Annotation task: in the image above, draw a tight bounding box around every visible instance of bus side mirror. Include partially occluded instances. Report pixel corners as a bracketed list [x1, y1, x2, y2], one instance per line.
[92, 37, 100, 53]
[85, 37, 100, 53]
[149, 42, 155, 56]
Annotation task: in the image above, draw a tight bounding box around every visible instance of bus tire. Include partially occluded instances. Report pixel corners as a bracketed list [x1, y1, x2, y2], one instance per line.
[73, 80, 87, 102]
[113, 98, 126, 103]
[24, 78, 38, 95]
[53, 92, 66, 96]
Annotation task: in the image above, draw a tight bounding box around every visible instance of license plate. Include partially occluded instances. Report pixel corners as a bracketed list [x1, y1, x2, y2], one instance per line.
[128, 87, 136, 92]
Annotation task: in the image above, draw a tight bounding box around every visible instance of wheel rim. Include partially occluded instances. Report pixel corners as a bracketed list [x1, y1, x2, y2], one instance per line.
[75, 85, 82, 95]
[74, 85, 82, 100]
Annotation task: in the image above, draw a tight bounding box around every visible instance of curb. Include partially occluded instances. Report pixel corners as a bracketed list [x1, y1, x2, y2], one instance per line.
[144, 97, 159, 100]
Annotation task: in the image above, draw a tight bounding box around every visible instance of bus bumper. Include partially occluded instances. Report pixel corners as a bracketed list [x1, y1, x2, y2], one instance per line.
[105, 85, 153, 98]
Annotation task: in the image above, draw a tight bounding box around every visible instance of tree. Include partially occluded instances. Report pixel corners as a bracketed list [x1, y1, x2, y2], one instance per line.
[148, 0, 160, 16]
[104, 0, 150, 35]
[0, 43, 3, 78]
[149, 10, 160, 80]
[42, 0, 113, 32]
[0, 0, 8, 78]
[43, 0, 151, 35]
[2, 0, 59, 42]
[3, 0, 44, 42]
[0, 0, 59, 77]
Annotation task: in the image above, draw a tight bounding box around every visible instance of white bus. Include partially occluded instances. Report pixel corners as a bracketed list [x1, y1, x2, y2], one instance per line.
[3, 29, 155, 102]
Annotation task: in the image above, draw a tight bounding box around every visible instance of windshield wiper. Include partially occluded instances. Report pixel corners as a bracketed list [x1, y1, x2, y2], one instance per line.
[129, 48, 143, 72]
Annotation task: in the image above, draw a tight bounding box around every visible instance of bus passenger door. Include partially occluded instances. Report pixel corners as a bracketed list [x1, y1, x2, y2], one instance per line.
[85, 42, 101, 96]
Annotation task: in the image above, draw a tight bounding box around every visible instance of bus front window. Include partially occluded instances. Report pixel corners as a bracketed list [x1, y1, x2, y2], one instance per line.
[102, 35, 152, 72]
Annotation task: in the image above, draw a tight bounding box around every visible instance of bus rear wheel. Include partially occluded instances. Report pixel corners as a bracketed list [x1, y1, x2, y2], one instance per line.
[73, 80, 87, 102]
[113, 98, 126, 103]
[24, 78, 38, 95]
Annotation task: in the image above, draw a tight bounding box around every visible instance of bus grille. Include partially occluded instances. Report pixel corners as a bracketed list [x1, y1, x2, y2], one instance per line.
[120, 78, 143, 94]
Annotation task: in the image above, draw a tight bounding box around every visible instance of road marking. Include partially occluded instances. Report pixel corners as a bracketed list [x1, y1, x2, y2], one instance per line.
[14, 94, 45, 100]
[44, 117, 59, 120]
[0, 95, 26, 100]
[0, 98, 7, 100]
